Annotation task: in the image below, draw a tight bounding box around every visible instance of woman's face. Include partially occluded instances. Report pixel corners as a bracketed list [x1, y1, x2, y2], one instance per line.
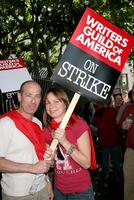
[45, 92, 67, 122]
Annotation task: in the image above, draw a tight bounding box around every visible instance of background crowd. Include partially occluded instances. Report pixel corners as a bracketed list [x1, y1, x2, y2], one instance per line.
[82, 85, 134, 200]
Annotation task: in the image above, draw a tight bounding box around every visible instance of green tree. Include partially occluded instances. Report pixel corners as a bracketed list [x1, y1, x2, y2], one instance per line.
[0, 0, 133, 77]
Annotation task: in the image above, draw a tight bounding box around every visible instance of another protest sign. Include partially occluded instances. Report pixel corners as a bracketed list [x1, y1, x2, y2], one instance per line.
[0, 57, 32, 93]
[0, 57, 32, 114]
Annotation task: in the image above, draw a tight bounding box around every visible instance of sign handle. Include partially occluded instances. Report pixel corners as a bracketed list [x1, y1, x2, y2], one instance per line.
[50, 92, 80, 151]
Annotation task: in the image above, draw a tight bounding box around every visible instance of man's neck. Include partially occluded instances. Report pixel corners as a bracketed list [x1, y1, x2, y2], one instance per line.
[17, 109, 33, 121]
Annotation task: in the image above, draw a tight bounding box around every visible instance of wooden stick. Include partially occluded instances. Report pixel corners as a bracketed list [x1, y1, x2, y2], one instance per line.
[50, 92, 80, 151]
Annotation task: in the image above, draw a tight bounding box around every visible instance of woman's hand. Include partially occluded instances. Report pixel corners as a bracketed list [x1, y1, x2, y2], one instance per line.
[54, 128, 66, 145]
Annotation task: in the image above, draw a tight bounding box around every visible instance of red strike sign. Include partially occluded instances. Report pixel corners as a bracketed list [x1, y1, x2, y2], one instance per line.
[0, 58, 26, 71]
[0, 58, 32, 93]
[70, 7, 134, 72]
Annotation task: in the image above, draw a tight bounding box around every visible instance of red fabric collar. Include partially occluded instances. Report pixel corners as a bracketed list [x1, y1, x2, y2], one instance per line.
[49, 113, 79, 130]
[0, 110, 46, 160]
[49, 114, 96, 169]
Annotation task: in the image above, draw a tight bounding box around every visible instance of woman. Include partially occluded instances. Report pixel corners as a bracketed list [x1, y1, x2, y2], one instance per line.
[43, 87, 96, 200]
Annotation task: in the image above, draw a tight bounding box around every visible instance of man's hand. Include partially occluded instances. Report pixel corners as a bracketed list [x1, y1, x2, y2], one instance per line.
[32, 159, 51, 174]
[32, 147, 54, 174]
[122, 120, 132, 130]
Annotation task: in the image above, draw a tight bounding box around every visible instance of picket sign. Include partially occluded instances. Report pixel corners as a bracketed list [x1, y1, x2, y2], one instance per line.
[49, 7, 134, 152]
[50, 92, 80, 152]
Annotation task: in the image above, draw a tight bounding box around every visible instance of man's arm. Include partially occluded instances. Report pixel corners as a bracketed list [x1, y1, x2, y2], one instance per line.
[0, 147, 53, 174]
[0, 157, 51, 174]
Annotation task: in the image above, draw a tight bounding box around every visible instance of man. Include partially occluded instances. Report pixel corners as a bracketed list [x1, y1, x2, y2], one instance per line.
[0, 80, 53, 200]
[119, 84, 134, 200]
[116, 89, 133, 125]
[93, 98, 123, 197]
[116, 89, 133, 161]
[113, 92, 124, 110]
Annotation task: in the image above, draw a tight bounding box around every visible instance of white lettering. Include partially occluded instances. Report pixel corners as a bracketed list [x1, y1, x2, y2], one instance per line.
[58, 61, 111, 99]
[84, 59, 99, 74]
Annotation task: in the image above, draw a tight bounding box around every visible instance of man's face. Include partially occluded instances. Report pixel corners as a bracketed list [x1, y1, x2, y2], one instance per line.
[114, 94, 123, 106]
[18, 83, 41, 115]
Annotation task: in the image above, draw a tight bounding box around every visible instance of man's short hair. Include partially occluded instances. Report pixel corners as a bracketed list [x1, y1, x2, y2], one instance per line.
[20, 80, 40, 93]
